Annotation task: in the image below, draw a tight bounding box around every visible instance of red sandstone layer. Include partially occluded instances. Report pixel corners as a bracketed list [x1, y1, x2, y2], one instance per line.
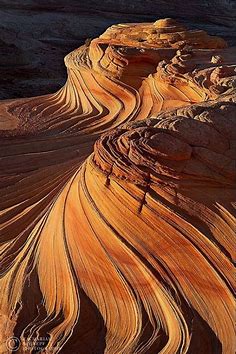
[0, 19, 235, 354]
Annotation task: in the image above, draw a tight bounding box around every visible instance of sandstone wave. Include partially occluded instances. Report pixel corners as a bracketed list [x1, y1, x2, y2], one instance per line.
[0, 19, 235, 354]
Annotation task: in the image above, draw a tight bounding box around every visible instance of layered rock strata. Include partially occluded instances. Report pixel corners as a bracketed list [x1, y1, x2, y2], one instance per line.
[0, 19, 235, 354]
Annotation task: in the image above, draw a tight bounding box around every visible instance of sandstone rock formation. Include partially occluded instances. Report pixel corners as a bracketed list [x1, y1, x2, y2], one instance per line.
[0, 19, 235, 354]
[0, 0, 235, 99]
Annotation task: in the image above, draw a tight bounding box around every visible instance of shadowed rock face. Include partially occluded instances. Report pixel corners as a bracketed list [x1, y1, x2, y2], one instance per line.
[0, 18, 235, 354]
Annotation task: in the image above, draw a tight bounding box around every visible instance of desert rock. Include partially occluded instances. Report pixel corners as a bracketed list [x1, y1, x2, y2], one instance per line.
[0, 19, 235, 354]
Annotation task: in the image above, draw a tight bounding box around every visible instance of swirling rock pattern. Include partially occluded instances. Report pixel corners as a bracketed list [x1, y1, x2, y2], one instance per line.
[0, 19, 235, 354]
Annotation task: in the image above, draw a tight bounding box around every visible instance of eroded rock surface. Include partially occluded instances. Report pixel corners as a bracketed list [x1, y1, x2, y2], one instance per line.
[0, 0, 235, 99]
[0, 19, 235, 354]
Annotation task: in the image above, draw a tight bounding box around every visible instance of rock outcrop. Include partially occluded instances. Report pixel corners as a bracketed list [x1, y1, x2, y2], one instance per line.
[0, 0, 235, 99]
[0, 19, 235, 354]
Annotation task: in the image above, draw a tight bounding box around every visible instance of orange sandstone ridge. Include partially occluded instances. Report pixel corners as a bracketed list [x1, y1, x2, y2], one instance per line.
[0, 19, 235, 354]
[99, 18, 227, 49]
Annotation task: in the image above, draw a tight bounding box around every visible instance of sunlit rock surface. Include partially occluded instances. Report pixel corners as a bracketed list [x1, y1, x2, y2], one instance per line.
[0, 0, 235, 99]
[0, 19, 235, 354]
